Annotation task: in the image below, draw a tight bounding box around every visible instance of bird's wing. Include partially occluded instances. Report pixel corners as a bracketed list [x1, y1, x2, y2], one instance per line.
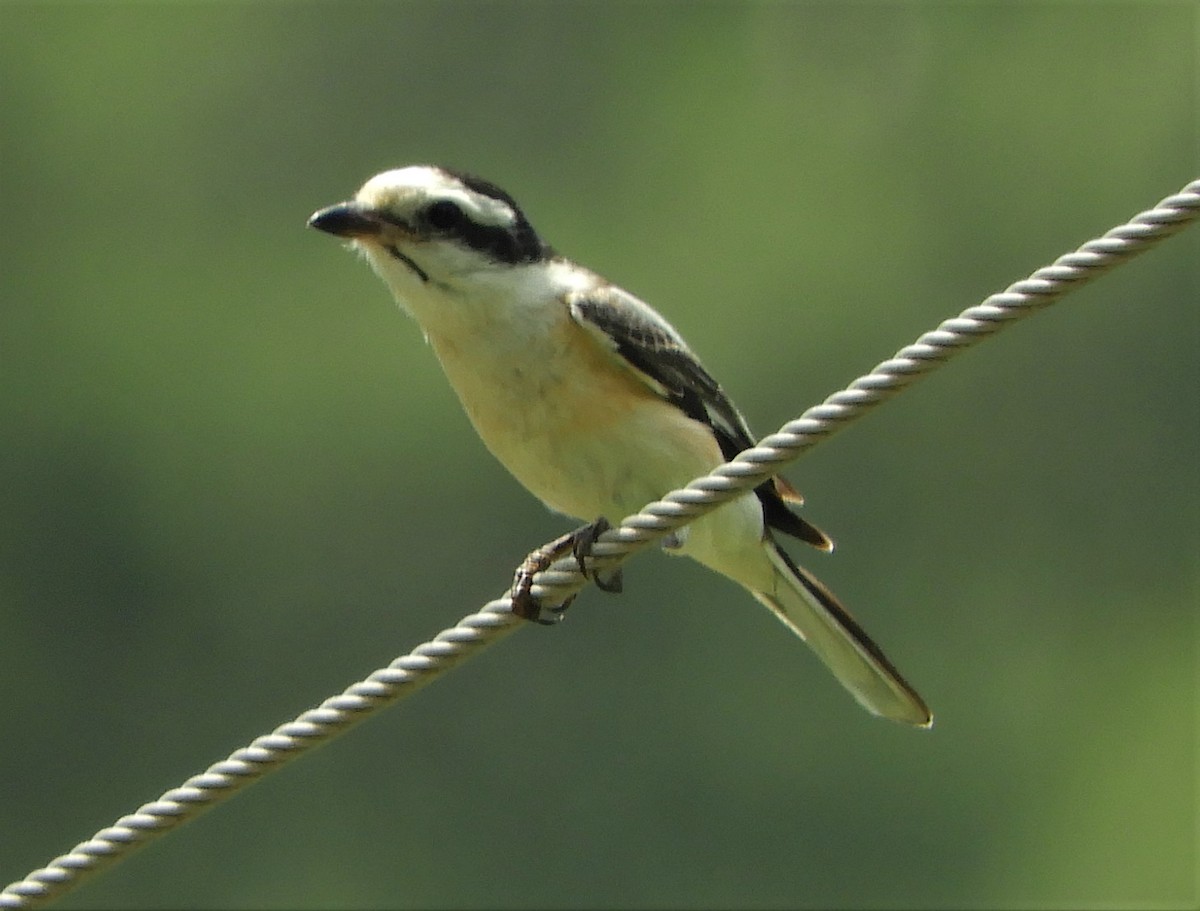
[567, 286, 830, 550]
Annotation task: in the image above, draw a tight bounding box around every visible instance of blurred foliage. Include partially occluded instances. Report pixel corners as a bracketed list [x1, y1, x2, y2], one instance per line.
[1, 2, 1195, 909]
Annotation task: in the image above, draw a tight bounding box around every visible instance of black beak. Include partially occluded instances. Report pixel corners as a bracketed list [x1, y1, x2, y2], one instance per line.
[308, 202, 384, 238]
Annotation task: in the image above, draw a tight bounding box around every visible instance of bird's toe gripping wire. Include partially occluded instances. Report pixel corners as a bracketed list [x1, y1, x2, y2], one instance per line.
[510, 516, 624, 624]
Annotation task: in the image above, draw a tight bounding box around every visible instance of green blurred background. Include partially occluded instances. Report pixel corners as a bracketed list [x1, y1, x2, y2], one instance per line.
[2, 2, 1195, 908]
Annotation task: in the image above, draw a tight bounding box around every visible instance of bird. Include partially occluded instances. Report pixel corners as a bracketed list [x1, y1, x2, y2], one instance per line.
[308, 165, 931, 727]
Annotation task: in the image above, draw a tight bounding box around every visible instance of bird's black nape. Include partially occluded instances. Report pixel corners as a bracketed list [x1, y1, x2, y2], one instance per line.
[435, 167, 551, 265]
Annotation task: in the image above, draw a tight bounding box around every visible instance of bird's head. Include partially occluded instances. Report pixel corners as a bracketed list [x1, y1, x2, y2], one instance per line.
[309, 165, 551, 318]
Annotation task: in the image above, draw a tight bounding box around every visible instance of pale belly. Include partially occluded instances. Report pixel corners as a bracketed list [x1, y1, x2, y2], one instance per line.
[424, 314, 770, 589]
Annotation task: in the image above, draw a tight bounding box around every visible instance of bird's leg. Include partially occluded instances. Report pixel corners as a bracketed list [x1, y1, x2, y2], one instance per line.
[510, 517, 623, 624]
[511, 529, 579, 625]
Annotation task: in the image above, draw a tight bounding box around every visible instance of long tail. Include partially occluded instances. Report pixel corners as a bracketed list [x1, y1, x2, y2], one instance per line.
[753, 539, 932, 727]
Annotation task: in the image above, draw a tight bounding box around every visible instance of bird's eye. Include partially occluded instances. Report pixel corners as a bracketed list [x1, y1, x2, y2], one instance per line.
[425, 199, 464, 231]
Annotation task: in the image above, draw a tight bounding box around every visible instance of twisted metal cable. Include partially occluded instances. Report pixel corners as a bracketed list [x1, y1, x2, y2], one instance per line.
[1, 602, 525, 909]
[3, 177, 1196, 909]
[524, 178, 1200, 605]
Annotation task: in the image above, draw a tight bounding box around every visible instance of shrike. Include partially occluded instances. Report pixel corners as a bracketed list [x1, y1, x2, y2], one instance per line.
[309, 165, 931, 727]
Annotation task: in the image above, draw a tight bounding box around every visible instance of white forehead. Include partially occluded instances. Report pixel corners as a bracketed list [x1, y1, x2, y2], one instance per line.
[355, 166, 517, 228]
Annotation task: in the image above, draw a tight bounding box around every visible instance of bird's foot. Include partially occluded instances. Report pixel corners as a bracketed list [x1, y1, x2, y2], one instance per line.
[510, 516, 623, 624]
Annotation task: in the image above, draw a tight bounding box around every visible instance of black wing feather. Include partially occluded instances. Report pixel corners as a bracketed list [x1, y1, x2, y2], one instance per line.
[569, 288, 831, 551]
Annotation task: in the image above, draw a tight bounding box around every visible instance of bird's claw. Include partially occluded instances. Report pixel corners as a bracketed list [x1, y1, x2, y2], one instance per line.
[509, 516, 623, 623]
[570, 516, 624, 593]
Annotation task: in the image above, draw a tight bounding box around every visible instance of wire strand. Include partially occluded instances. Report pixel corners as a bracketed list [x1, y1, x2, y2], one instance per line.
[520, 179, 1200, 606]
[3, 177, 1196, 909]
